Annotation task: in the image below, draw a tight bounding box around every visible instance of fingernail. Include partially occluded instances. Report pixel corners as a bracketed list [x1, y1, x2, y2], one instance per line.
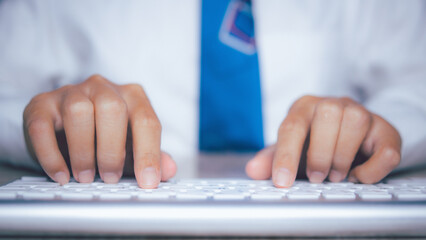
[78, 169, 94, 183]
[328, 170, 342, 182]
[141, 167, 158, 189]
[103, 172, 120, 184]
[273, 168, 292, 188]
[309, 171, 325, 183]
[54, 171, 68, 185]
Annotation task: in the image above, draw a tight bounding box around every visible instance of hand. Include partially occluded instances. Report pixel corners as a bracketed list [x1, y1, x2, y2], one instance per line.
[23, 74, 177, 188]
[246, 96, 401, 187]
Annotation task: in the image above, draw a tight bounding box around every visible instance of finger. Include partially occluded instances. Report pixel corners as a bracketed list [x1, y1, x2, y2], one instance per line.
[121, 149, 176, 181]
[348, 115, 401, 184]
[121, 84, 162, 189]
[160, 152, 177, 181]
[87, 77, 128, 184]
[306, 99, 344, 183]
[24, 100, 69, 185]
[61, 88, 96, 183]
[330, 103, 371, 182]
[272, 96, 317, 188]
[245, 145, 275, 180]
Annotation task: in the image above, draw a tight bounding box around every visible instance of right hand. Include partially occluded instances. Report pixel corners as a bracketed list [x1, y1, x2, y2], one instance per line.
[23, 74, 177, 188]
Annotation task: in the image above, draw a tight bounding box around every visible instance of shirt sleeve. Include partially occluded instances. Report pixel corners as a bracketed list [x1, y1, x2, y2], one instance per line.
[0, 0, 58, 171]
[344, 0, 426, 170]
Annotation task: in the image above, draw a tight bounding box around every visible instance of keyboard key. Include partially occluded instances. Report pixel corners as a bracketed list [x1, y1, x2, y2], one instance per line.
[394, 191, 426, 200]
[0, 186, 27, 191]
[137, 192, 171, 200]
[322, 190, 356, 200]
[21, 176, 48, 182]
[99, 193, 132, 200]
[287, 191, 321, 200]
[33, 185, 61, 190]
[386, 178, 412, 184]
[22, 191, 56, 200]
[350, 184, 379, 190]
[60, 192, 94, 200]
[251, 191, 284, 200]
[176, 192, 209, 200]
[358, 191, 392, 200]
[97, 185, 128, 190]
[0, 191, 17, 200]
[213, 191, 247, 200]
[63, 183, 94, 189]
[8, 181, 59, 187]
[326, 182, 355, 188]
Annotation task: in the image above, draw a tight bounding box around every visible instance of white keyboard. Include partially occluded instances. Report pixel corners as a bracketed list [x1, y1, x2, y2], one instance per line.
[1, 176, 426, 201]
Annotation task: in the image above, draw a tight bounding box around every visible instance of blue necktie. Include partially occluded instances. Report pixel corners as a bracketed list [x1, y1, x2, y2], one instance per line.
[199, 0, 264, 152]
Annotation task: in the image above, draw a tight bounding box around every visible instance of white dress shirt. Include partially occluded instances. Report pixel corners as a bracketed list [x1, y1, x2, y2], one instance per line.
[0, 0, 425, 177]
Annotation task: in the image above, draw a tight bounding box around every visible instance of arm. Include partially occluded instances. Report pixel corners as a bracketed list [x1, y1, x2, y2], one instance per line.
[0, 98, 42, 171]
[0, 0, 54, 171]
[246, 0, 426, 186]
[0, 1, 177, 187]
[350, 0, 426, 171]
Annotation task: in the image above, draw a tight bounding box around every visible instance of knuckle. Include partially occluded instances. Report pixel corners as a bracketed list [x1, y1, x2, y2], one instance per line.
[344, 105, 371, 127]
[24, 86, 74, 120]
[87, 74, 108, 85]
[57, 84, 75, 93]
[64, 99, 94, 118]
[24, 93, 52, 116]
[137, 114, 162, 131]
[97, 97, 127, 115]
[122, 83, 146, 97]
[278, 116, 306, 136]
[291, 95, 316, 110]
[26, 117, 50, 136]
[315, 99, 343, 119]
[31, 92, 51, 103]
[381, 146, 401, 169]
[133, 109, 162, 131]
[297, 95, 316, 103]
[340, 96, 355, 104]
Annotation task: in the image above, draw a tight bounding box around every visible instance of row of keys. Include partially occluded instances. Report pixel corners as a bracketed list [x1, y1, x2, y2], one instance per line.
[1, 177, 426, 201]
[1, 188, 426, 201]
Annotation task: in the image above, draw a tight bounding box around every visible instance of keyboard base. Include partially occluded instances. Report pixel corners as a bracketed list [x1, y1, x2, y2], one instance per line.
[0, 201, 425, 237]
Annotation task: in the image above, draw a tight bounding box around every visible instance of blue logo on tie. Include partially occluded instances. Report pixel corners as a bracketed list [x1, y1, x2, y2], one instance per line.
[219, 0, 256, 55]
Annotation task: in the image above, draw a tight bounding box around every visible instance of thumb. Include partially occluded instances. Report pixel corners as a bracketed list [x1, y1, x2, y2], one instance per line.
[160, 151, 177, 181]
[245, 145, 276, 180]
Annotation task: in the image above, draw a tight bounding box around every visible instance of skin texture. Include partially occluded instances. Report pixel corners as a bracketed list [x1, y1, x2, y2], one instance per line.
[245, 95, 402, 188]
[23, 75, 177, 189]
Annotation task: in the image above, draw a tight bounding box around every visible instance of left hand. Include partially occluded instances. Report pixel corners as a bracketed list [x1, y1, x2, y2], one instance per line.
[245, 95, 402, 187]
